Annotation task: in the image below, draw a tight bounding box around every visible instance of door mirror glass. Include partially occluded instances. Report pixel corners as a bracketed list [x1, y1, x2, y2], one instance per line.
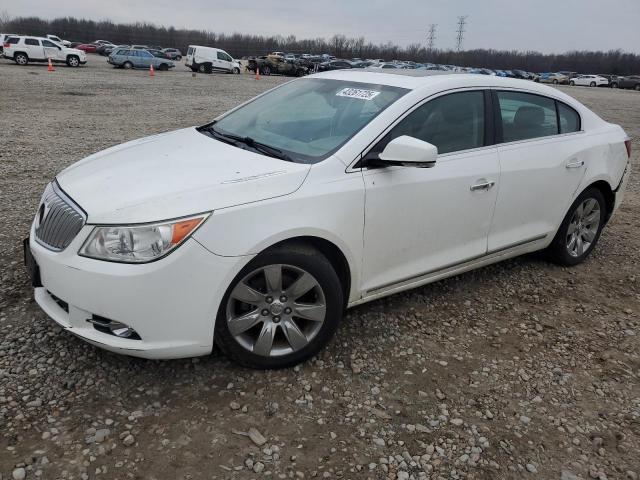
[375, 135, 438, 168]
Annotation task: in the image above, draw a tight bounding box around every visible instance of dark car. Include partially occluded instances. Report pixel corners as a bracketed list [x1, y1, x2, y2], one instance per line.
[317, 60, 353, 72]
[247, 55, 308, 77]
[613, 75, 640, 90]
[96, 43, 117, 56]
[147, 49, 170, 59]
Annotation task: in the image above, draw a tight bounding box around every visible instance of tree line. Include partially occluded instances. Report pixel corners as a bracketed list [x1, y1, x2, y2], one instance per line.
[2, 14, 639, 75]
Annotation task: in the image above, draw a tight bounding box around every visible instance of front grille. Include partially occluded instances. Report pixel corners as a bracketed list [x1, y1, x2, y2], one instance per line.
[34, 182, 86, 251]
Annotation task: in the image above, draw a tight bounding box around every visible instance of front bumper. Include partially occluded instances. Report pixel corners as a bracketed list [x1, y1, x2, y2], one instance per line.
[29, 223, 250, 359]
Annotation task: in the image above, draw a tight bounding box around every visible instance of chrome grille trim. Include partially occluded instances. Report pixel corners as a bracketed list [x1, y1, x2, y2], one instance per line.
[34, 182, 86, 251]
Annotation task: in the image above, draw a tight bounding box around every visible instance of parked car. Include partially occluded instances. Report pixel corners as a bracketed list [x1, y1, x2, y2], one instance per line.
[46, 34, 71, 47]
[131, 45, 149, 50]
[147, 49, 170, 59]
[24, 72, 631, 368]
[317, 60, 353, 72]
[108, 48, 174, 70]
[3, 36, 86, 67]
[185, 45, 240, 74]
[569, 75, 609, 87]
[616, 75, 640, 90]
[162, 48, 182, 60]
[539, 72, 569, 84]
[96, 42, 117, 56]
[558, 71, 578, 80]
[247, 55, 308, 76]
[76, 43, 98, 53]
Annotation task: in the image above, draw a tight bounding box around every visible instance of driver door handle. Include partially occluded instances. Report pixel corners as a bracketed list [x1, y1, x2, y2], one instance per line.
[470, 180, 496, 191]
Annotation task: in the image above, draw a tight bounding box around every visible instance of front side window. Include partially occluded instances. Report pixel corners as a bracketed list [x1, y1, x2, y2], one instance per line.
[497, 91, 558, 142]
[25, 38, 40, 46]
[42, 40, 57, 48]
[374, 90, 485, 155]
[210, 78, 408, 164]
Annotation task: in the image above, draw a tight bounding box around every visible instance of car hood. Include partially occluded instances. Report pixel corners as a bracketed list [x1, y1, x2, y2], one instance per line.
[56, 127, 311, 224]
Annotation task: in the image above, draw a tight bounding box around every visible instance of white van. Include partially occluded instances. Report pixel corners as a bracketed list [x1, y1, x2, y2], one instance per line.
[185, 45, 240, 74]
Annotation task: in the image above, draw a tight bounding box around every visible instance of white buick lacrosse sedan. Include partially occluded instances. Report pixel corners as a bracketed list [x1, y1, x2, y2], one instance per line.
[25, 71, 631, 368]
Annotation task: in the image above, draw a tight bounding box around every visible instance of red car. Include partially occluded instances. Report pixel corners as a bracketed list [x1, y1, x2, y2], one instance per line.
[76, 43, 97, 53]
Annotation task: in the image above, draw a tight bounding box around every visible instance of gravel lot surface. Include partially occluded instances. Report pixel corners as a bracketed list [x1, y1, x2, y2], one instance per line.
[0, 55, 639, 480]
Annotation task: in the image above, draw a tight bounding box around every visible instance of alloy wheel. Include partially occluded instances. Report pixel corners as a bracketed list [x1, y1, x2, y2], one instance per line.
[225, 264, 326, 357]
[566, 198, 601, 258]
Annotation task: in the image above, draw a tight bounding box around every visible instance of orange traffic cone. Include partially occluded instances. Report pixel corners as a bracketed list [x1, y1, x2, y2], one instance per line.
[255, 66, 260, 80]
[149, 63, 155, 77]
[47, 57, 55, 72]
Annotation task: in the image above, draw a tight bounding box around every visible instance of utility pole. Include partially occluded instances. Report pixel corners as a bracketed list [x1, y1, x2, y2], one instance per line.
[426, 24, 437, 51]
[455, 15, 468, 52]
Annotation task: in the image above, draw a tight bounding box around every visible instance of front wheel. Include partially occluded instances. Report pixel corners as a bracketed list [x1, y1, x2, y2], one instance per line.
[215, 244, 344, 369]
[233, 67, 240, 74]
[635, 84, 640, 91]
[546, 188, 606, 266]
[66, 55, 80, 67]
[262, 65, 271, 75]
[611, 82, 618, 89]
[552, 79, 558, 84]
[590, 81, 596, 87]
[569, 81, 575, 86]
[123, 61, 133, 69]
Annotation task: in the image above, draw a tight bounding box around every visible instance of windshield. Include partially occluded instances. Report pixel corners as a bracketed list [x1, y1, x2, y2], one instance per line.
[208, 78, 408, 164]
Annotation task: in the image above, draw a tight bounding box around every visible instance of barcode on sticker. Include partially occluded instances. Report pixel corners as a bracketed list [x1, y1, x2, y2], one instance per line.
[336, 87, 381, 100]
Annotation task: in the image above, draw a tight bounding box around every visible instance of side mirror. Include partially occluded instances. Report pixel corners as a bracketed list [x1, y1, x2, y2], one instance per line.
[365, 136, 438, 168]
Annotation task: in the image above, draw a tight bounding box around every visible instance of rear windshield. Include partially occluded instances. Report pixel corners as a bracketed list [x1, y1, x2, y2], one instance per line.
[209, 78, 408, 164]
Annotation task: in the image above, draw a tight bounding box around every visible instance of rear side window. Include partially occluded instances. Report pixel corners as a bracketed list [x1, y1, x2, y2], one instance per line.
[558, 102, 581, 133]
[375, 90, 485, 155]
[25, 38, 40, 46]
[496, 91, 558, 142]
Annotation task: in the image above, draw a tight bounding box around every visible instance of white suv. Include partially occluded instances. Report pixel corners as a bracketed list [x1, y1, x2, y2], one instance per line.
[3, 35, 86, 67]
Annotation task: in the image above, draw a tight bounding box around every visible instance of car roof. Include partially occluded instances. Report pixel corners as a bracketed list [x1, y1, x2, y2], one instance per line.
[309, 70, 573, 96]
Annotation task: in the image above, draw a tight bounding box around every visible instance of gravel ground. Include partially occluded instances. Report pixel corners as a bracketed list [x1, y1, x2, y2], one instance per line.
[0, 55, 639, 480]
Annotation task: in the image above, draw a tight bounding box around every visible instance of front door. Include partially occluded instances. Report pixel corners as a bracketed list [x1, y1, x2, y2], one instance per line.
[361, 90, 500, 293]
[41, 39, 62, 61]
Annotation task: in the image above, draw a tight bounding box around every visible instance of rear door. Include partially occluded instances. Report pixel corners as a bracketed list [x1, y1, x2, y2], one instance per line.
[185, 46, 195, 66]
[488, 90, 586, 251]
[24, 37, 44, 60]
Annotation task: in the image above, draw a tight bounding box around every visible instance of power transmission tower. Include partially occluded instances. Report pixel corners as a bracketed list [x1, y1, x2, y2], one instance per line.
[455, 15, 468, 52]
[426, 24, 437, 50]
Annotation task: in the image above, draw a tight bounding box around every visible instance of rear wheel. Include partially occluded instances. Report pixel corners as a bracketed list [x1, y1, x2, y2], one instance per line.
[262, 65, 271, 75]
[546, 188, 606, 266]
[123, 61, 133, 69]
[198, 63, 212, 74]
[552, 79, 558, 84]
[611, 82, 618, 89]
[635, 84, 640, 91]
[14, 52, 28, 65]
[66, 55, 80, 67]
[569, 80, 575, 86]
[215, 244, 343, 369]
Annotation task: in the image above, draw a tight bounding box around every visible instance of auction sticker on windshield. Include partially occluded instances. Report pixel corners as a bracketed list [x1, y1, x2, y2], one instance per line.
[336, 87, 381, 100]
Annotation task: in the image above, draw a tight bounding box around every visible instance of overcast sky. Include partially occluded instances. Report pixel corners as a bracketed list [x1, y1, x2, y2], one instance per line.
[6, 0, 640, 53]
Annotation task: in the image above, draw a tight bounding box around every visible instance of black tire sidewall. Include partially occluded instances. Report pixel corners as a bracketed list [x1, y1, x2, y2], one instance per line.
[16, 53, 28, 65]
[547, 188, 606, 266]
[67, 55, 79, 67]
[214, 246, 344, 369]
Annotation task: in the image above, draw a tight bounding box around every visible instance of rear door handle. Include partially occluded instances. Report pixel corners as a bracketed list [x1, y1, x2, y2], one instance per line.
[470, 180, 496, 191]
[566, 159, 584, 169]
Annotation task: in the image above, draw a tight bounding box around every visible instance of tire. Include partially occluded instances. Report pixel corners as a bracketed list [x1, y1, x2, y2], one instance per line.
[262, 65, 271, 75]
[66, 55, 80, 67]
[176, 55, 182, 61]
[214, 243, 344, 369]
[552, 79, 558, 84]
[198, 63, 212, 74]
[569, 81, 575, 86]
[233, 67, 240, 74]
[158, 63, 169, 71]
[590, 81, 596, 87]
[635, 84, 640, 91]
[14, 52, 28, 66]
[546, 187, 606, 266]
[611, 82, 618, 89]
[123, 61, 133, 70]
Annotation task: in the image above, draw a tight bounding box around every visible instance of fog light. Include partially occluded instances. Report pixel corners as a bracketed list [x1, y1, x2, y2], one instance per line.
[87, 315, 141, 340]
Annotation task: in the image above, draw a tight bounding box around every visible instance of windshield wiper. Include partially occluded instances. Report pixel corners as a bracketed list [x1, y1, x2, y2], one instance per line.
[202, 124, 294, 162]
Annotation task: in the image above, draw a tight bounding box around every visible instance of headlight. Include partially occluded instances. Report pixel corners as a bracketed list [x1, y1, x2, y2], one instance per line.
[79, 214, 208, 263]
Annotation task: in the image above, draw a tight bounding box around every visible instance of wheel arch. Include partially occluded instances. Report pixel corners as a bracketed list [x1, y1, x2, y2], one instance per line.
[257, 235, 353, 309]
[584, 180, 615, 221]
